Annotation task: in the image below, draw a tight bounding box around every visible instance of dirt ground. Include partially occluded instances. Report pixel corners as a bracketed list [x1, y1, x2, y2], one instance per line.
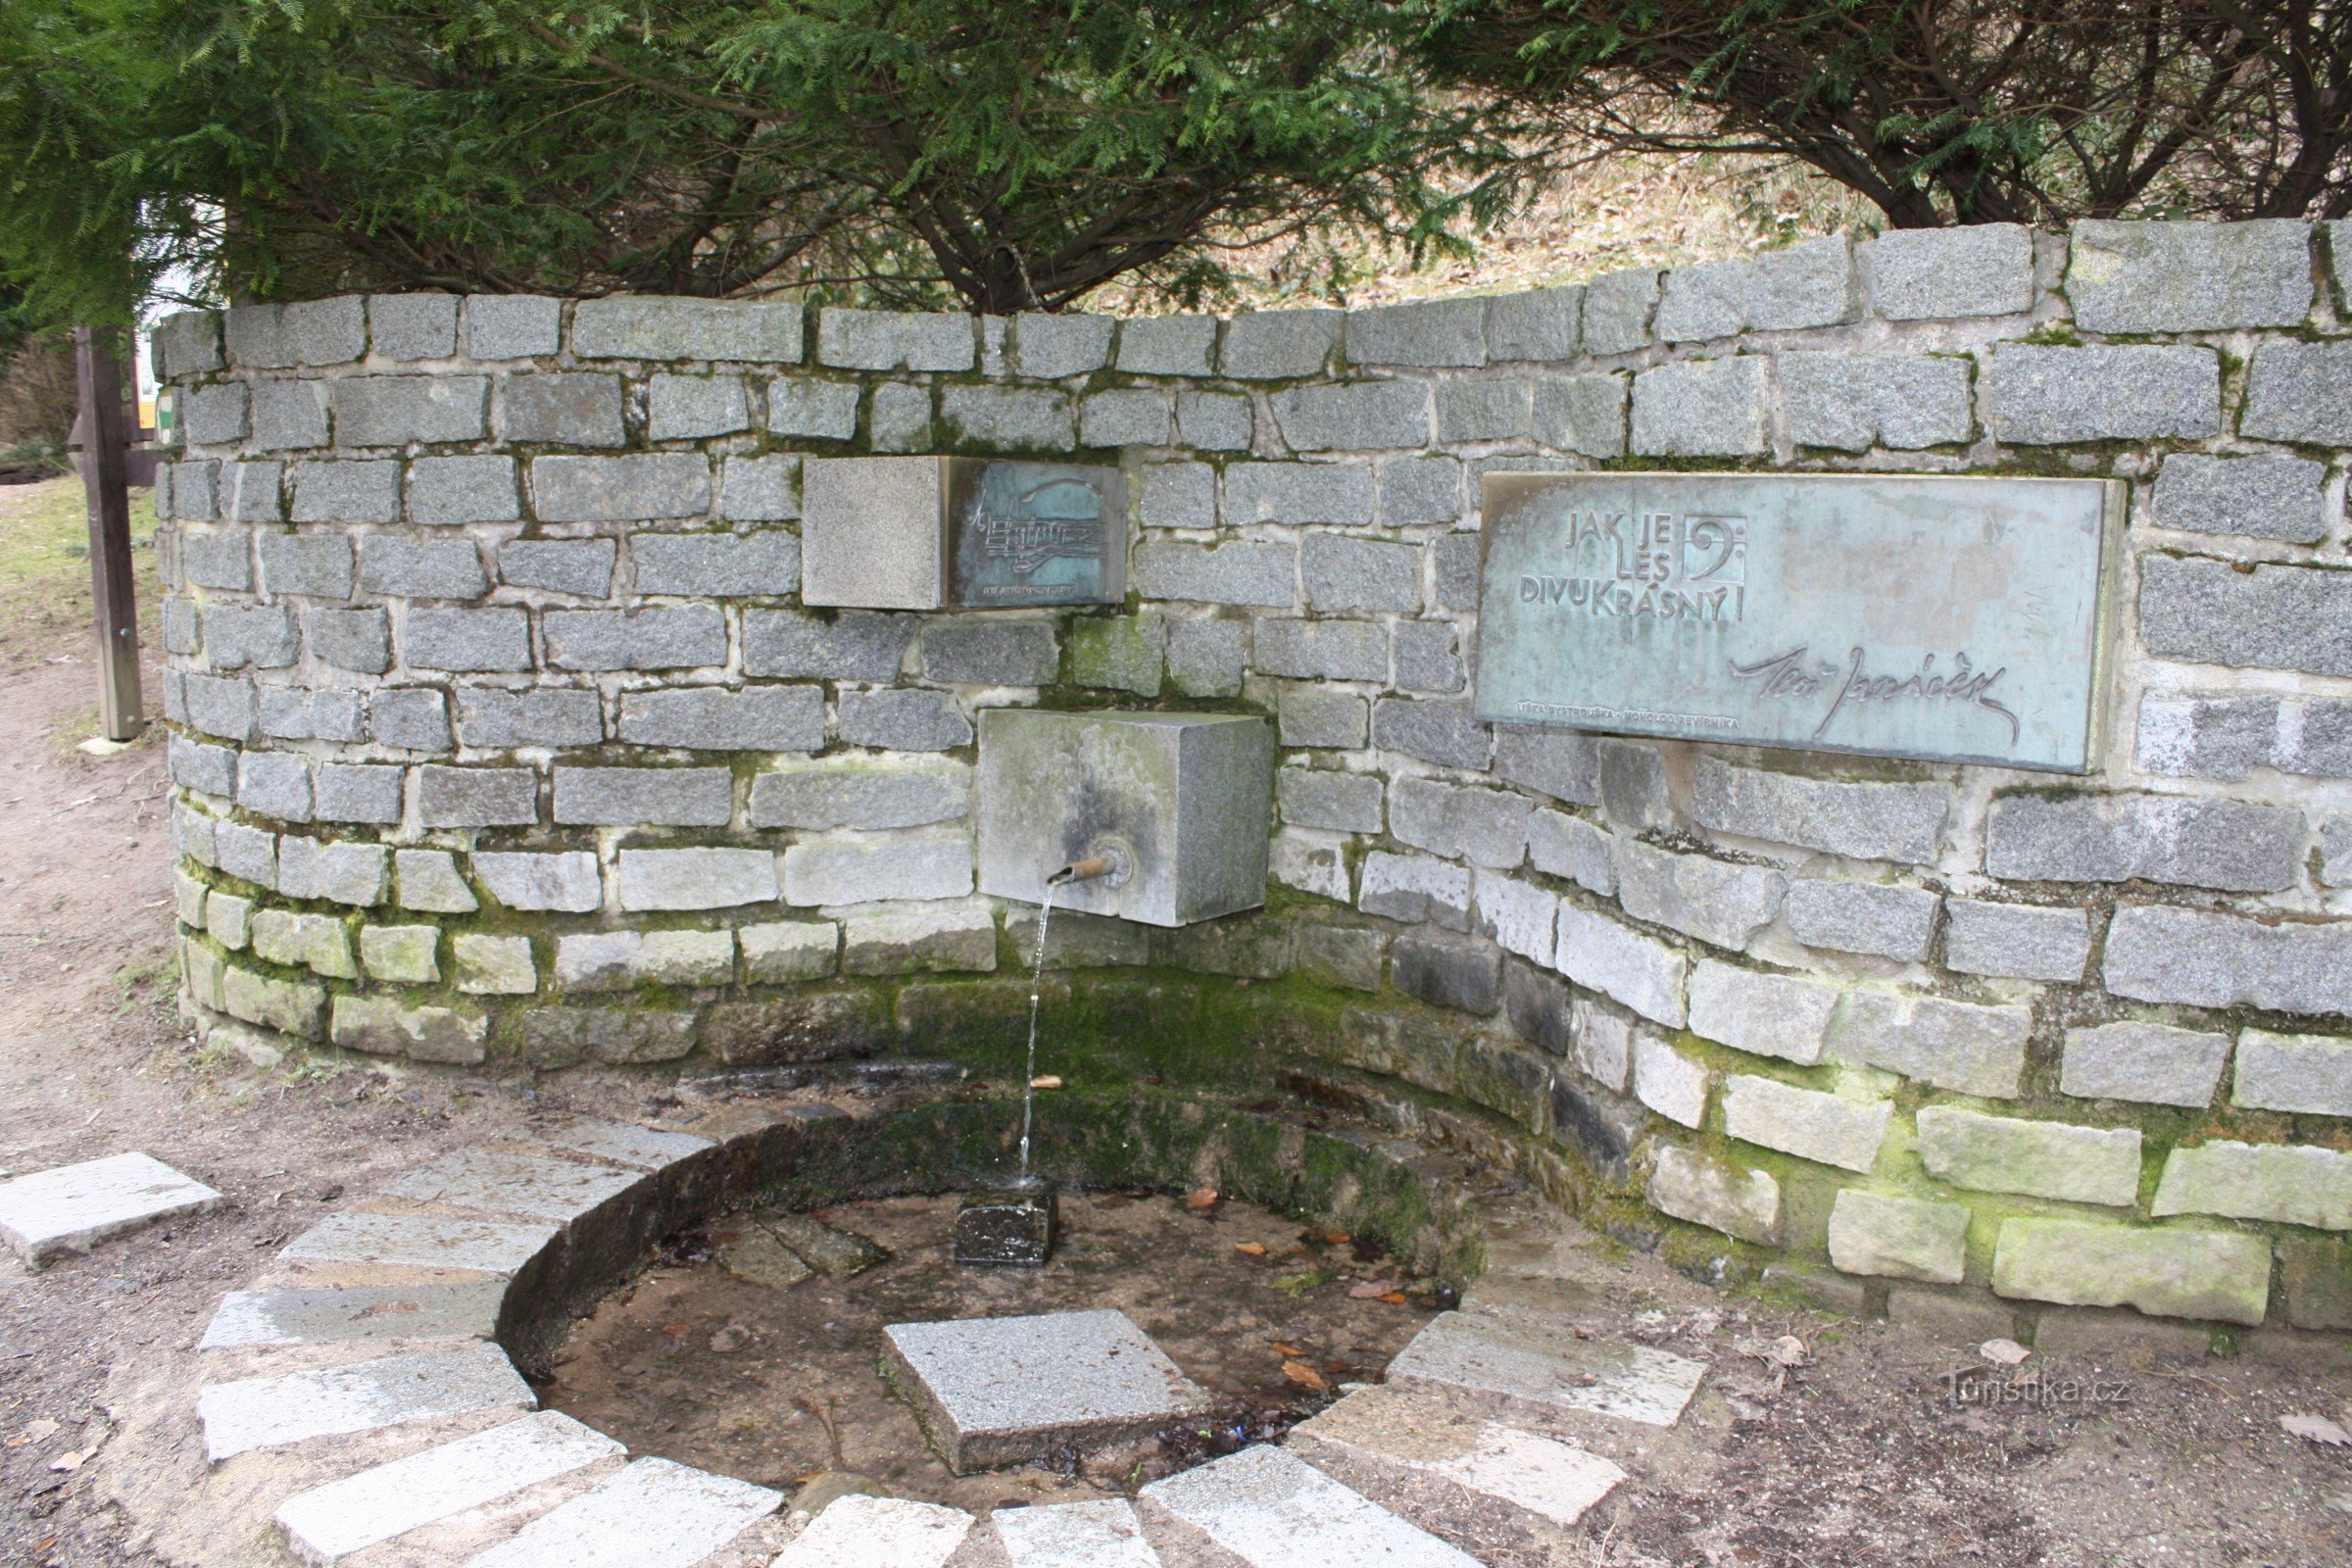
[0, 477, 2346, 1567]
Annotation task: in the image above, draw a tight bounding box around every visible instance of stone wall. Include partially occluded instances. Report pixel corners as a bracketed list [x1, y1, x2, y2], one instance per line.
[151, 219, 2352, 1340]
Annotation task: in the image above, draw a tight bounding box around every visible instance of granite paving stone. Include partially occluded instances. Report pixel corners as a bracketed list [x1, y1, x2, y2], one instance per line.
[882, 1308, 1210, 1472]
[198, 1342, 535, 1460]
[771, 1494, 973, 1568]
[0, 1152, 223, 1267]
[279, 1211, 561, 1275]
[991, 1497, 1162, 1567]
[454, 1456, 781, 1568]
[1386, 1310, 1707, 1428]
[1139, 1444, 1482, 1568]
[379, 1149, 641, 1221]
[1287, 1387, 1625, 1547]
[200, 1281, 508, 1348]
[274, 1411, 623, 1564]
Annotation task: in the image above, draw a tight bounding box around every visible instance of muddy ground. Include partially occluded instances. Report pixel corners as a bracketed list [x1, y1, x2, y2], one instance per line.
[546, 1191, 1439, 1512]
[0, 478, 2346, 1566]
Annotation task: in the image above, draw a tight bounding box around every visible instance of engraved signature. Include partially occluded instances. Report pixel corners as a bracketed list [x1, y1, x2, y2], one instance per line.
[1730, 646, 2020, 744]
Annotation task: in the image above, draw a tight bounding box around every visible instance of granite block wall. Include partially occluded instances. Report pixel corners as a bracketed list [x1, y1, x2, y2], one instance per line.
[152, 220, 2352, 1337]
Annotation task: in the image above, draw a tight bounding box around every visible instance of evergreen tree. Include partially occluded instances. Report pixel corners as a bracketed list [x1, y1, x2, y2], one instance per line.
[0, 0, 1513, 323]
[1421, 1, 2352, 226]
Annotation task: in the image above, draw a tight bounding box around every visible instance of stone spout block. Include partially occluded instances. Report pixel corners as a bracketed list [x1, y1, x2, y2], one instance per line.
[956, 1182, 1058, 1266]
[978, 709, 1274, 927]
[802, 455, 1126, 610]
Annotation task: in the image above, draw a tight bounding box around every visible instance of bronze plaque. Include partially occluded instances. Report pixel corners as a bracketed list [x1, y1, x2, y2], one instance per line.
[1474, 471, 2125, 772]
[947, 459, 1126, 609]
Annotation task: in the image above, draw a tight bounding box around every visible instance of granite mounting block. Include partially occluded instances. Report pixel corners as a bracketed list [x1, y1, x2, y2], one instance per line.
[881, 1308, 1211, 1471]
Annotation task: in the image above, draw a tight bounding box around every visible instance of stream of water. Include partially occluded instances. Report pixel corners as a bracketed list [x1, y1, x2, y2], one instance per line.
[1017, 882, 1055, 1182]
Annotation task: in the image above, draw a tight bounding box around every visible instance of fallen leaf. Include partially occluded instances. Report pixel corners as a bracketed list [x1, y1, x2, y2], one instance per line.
[1029, 1075, 1063, 1090]
[1980, 1339, 2032, 1366]
[1271, 1341, 1309, 1357]
[1234, 1242, 1267, 1256]
[1187, 1188, 1220, 1211]
[1348, 1280, 1401, 1299]
[2283, 1413, 2352, 1446]
[1283, 1359, 1328, 1392]
[1273, 1269, 1338, 1298]
[1377, 1292, 1408, 1305]
[1734, 1333, 1811, 1370]
[1323, 1232, 1351, 1246]
[662, 1321, 691, 1337]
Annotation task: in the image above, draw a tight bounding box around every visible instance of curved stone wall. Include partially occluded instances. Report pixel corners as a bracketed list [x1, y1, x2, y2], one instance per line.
[153, 220, 2352, 1337]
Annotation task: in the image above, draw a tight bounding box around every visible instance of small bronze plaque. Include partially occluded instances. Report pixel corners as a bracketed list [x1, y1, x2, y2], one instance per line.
[947, 459, 1126, 608]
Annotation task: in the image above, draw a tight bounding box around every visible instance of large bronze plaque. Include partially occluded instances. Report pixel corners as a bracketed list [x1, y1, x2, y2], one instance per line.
[1474, 472, 2124, 771]
[947, 459, 1126, 608]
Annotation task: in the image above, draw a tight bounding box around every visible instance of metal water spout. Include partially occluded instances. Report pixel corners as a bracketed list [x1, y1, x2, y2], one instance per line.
[1046, 839, 1133, 891]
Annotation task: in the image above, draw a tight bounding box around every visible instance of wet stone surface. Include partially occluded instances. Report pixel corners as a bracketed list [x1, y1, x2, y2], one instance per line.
[543, 1190, 1441, 1512]
[956, 1183, 1058, 1267]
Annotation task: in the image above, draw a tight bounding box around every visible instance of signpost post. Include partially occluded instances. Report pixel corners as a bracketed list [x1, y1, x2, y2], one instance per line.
[72, 325, 145, 743]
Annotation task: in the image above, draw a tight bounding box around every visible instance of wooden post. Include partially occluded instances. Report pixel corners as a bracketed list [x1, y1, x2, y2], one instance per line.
[73, 324, 145, 741]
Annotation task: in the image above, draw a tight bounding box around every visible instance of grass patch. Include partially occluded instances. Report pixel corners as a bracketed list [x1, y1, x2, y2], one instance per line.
[0, 474, 161, 669]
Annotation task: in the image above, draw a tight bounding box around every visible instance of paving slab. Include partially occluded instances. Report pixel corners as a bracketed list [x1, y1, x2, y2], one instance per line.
[882, 1309, 1211, 1472]
[0, 1152, 222, 1266]
[454, 1457, 780, 1568]
[993, 1498, 1163, 1567]
[760, 1210, 889, 1277]
[772, 1494, 975, 1568]
[528, 1118, 713, 1171]
[279, 1212, 561, 1275]
[274, 1410, 623, 1564]
[380, 1149, 641, 1221]
[1138, 1445, 1483, 1568]
[198, 1342, 535, 1460]
[1386, 1311, 1707, 1429]
[201, 1281, 508, 1348]
[1287, 1388, 1623, 1564]
[718, 1224, 813, 1289]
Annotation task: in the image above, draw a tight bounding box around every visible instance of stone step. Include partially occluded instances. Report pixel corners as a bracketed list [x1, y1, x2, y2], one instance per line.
[771, 1494, 975, 1568]
[1386, 1311, 1707, 1430]
[1456, 1274, 1606, 1325]
[273, 1410, 623, 1564]
[523, 1118, 712, 1172]
[197, 1342, 536, 1461]
[1285, 1389, 1624, 1568]
[1136, 1444, 1485, 1568]
[883, 1309, 1209, 1474]
[455, 1456, 781, 1568]
[279, 1212, 561, 1277]
[992, 1498, 1163, 1567]
[380, 1150, 642, 1222]
[200, 1281, 508, 1350]
[0, 1152, 222, 1267]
